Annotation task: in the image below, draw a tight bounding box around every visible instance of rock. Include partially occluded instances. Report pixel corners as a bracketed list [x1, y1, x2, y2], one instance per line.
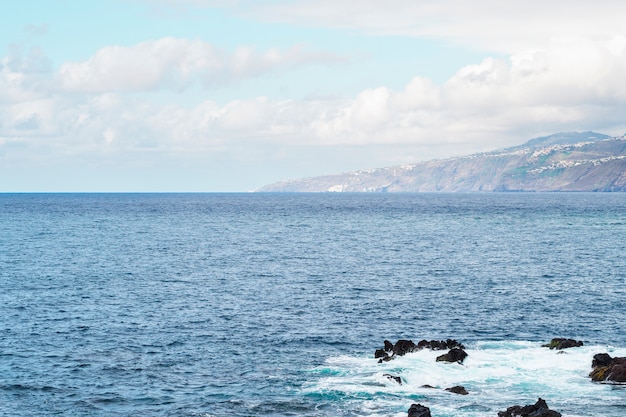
[375, 349, 389, 359]
[589, 353, 626, 383]
[589, 365, 609, 381]
[497, 398, 562, 417]
[436, 348, 468, 364]
[384, 340, 394, 352]
[592, 353, 612, 368]
[542, 338, 583, 350]
[376, 338, 466, 360]
[607, 358, 626, 382]
[383, 373, 402, 385]
[393, 339, 417, 356]
[417, 339, 465, 350]
[375, 338, 469, 367]
[407, 403, 431, 417]
[445, 385, 468, 395]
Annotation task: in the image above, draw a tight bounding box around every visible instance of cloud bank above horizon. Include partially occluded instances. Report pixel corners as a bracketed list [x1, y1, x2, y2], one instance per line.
[1, 0, 626, 191]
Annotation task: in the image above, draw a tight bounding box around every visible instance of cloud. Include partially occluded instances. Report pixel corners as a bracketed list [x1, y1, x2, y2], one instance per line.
[14, 113, 40, 130]
[3, 44, 51, 74]
[56, 38, 343, 93]
[182, 36, 626, 148]
[4, 34, 626, 163]
[205, 0, 626, 54]
[75, 37, 626, 150]
[0, 42, 54, 108]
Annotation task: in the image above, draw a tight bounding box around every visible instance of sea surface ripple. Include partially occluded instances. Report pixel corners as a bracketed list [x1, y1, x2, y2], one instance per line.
[1, 193, 625, 416]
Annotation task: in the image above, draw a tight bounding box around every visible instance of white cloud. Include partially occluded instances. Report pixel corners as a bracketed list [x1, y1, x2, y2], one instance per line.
[56, 38, 343, 93]
[123, 1, 626, 143]
[0, 44, 52, 105]
[217, 0, 626, 54]
[4, 34, 626, 161]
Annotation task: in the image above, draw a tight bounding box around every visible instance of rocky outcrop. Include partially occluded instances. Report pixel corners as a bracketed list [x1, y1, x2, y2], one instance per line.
[589, 353, 626, 382]
[542, 338, 583, 350]
[592, 352, 612, 368]
[375, 349, 388, 359]
[497, 398, 562, 417]
[417, 339, 465, 350]
[383, 373, 402, 385]
[436, 348, 468, 364]
[384, 340, 394, 352]
[393, 339, 418, 356]
[407, 403, 431, 417]
[445, 385, 468, 395]
[375, 339, 465, 362]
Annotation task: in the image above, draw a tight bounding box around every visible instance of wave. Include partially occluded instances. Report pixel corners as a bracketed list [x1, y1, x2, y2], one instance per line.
[302, 341, 626, 417]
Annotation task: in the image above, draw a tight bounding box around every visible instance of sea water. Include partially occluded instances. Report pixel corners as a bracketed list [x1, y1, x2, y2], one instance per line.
[0, 192, 625, 416]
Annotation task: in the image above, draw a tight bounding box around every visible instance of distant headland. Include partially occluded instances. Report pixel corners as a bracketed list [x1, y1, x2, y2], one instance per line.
[256, 131, 626, 192]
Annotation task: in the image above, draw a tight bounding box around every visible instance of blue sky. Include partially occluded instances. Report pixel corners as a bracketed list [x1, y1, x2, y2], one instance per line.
[2, 0, 626, 191]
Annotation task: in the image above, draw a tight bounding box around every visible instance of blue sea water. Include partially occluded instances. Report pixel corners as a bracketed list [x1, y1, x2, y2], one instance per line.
[1, 192, 625, 417]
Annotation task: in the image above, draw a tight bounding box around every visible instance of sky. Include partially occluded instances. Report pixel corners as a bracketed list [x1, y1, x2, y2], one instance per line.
[2, 0, 626, 192]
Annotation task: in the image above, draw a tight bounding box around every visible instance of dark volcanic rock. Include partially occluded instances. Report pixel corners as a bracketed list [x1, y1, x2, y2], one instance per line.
[375, 338, 467, 363]
[589, 364, 610, 381]
[543, 338, 583, 350]
[436, 348, 468, 364]
[590, 353, 626, 383]
[445, 385, 468, 395]
[417, 339, 465, 350]
[383, 373, 402, 385]
[592, 353, 613, 368]
[407, 403, 431, 417]
[375, 349, 389, 359]
[497, 398, 562, 417]
[608, 359, 626, 382]
[393, 339, 417, 356]
[384, 340, 394, 352]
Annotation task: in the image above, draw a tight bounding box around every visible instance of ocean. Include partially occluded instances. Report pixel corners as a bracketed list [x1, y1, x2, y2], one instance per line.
[1, 192, 625, 417]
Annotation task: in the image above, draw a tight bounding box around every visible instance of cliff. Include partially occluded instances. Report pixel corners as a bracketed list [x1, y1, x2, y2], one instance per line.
[257, 132, 626, 192]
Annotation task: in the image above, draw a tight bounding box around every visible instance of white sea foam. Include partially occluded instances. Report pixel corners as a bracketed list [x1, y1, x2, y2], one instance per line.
[303, 341, 626, 417]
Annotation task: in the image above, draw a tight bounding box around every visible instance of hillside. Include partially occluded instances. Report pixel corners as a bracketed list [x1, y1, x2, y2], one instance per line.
[257, 132, 626, 192]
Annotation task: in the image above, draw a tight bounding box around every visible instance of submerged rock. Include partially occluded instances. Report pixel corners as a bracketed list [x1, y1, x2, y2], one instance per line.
[497, 398, 562, 417]
[436, 348, 468, 364]
[589, 353, 626, 383]
[542, 338, 583, 350]
[383, 373, 402, 385]
[445, 385, 468, 395]
[407, 403, 431, 417]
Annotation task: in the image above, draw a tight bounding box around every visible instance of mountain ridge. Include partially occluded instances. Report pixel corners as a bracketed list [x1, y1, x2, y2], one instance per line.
[257, 132, 626, 192]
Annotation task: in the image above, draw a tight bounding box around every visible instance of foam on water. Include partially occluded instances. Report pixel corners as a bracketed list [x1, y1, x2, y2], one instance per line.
[303, 342, 626, 417]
